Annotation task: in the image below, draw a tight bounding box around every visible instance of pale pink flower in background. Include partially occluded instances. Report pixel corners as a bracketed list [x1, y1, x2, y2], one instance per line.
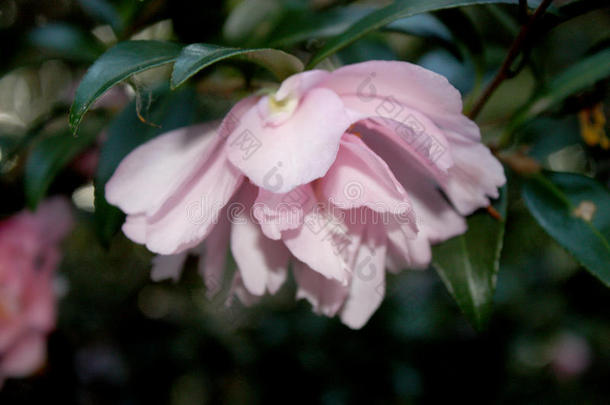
[550, 333, 592, 381]
[106, 60, 505, 328]
[0, 197, 72, 386]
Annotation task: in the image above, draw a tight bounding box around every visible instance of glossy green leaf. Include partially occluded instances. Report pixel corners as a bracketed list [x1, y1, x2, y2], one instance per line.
[28, 23, 106, 62]
[433, 187, 507, 330]
[510, 48, 610, 130]
[25, 128, 99, 209]
[69, 40, 182, 134]
[94, 88, 197, 244]
[522, 172, 610, 286]
[306, 0, 518, 68]
[171, 44, 304, 89]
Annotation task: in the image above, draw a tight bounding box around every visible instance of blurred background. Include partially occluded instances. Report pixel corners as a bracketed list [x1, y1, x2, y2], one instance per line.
[0, 0, 609, 403]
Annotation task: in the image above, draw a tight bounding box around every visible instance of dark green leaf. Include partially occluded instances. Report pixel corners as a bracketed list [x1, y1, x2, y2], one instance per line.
[385, 12, 467, 64]
[510, 48, 610, 130]
[25, 128, 99, 209]
[267, 6, 374, 47]
[28, 23, 106, 62]
[553, 0, 610, 21]
[94, 88, 197, 244]
[385, 13, 452, 41]
[522, 172, 610, 286]
[433, 187, 507, 330]
[77, 0, 123, 33]
[222, 0, 290, 46]
[306, 0, 519, 68]
[171, 44, 303, 89]
[69, 40, 182, 134]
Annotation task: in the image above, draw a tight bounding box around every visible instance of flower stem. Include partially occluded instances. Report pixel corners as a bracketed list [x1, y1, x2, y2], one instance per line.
[468, 0, 554, 120]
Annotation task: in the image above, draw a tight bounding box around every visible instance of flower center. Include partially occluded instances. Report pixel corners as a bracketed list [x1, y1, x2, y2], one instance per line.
[268, 91, 299, 117]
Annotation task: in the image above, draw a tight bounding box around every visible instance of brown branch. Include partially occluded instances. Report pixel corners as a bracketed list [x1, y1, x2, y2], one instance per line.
[468, 0, 554, 120]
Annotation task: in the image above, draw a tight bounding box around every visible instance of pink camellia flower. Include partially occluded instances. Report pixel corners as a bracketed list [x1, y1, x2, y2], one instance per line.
[106, 60, 505, 328]
[0, 197, 72, 386]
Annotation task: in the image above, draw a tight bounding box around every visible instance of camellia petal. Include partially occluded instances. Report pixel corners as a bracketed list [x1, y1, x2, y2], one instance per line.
[253, 185, 314, 240]
[199, 209, 232, 298]
[106, 123, 222, 216]
[150, 252, 188, 282]
[294, 261, 348, 317]
[143, 149, 244, 255]
[319, 135, 415, 224]
[230, 184, 291, 296]
[318, 60, 477, 139]
[226, 88, 351, 193]
[340, 224, 387, 329]
[282, 205, 351, 285]
[441, 133, 506, 215]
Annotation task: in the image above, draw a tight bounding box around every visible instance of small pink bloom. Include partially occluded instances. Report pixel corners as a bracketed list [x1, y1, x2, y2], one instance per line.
[550, 333, 592, 380]
[0, 197, 72, 385]
[106, 60, 505, 328]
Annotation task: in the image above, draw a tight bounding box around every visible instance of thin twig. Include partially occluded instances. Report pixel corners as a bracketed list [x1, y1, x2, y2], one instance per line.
[468, 0, 554, 120]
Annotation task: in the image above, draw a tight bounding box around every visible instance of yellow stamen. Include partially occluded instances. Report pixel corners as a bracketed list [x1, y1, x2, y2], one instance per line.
[268, 92, 298, 116]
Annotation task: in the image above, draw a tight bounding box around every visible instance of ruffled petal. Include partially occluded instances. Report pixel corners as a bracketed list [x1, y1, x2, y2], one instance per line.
[319, 135, 416, 236]
[319, 60, 478, 140]
[293, 261, 348, 317]
[282, 204, 351, 285]
[344, 102, 453, 177]
[365, 127, 468, 268]
[230, 184, 290, 296]
[142, 149, 243, 255]
[121, 214, 146, 244]
[253, 185, 314, 240]
[226, 88, 351, 193]
[274, 70, 331, 101]
[228, 272, 261, 307]
[151, 252, 188, 282]
[106, 122, 222, 216]
[198, 209, 231, 298]
[442, 134, 506, 215]
[340, 224, 387, 329]
[386, 221, 432, 270]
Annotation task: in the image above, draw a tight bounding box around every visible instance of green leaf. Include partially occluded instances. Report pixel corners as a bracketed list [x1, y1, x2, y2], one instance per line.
[28, 23, 106, 62]
[553, 0, 610, 21]
[306, 0, 518, 68]
[171, 44, 303, 89]
[432, 187, 507, 330]
[266, 6, 374, 47]
[69, 40, 182, 135]
[94, 88, 197, 244]
[222, 0, 286, 46]
[25, 127, 99, 209]
[522, 172, 610, 286]
[384, 12, 463, 61]
[77, 0, 123, 33]
[510, 48, 610, 130]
